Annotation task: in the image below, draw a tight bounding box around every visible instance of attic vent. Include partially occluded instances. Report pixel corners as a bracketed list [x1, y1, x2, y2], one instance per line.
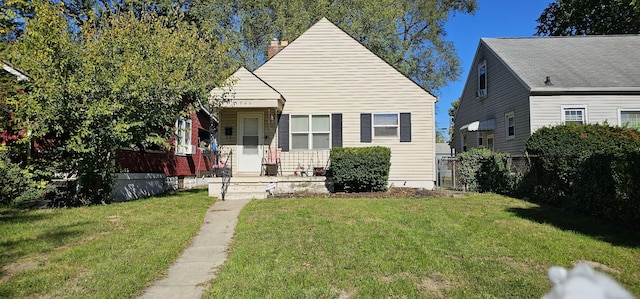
[544, 76, 553, 86]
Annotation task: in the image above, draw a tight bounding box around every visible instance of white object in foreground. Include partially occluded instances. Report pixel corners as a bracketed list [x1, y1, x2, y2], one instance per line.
[542, 263, 635, 299]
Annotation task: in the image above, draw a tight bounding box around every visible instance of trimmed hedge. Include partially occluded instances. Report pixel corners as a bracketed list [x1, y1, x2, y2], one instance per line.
[524, 123, 640, 225]
[329, 146, 391, 192]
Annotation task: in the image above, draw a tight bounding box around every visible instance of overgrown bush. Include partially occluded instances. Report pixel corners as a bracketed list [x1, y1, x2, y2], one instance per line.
[524, 123, 640, 225]
[458, 148, 514, 193]
[329, 146, 391, 192]
[0, 146, 48, 206]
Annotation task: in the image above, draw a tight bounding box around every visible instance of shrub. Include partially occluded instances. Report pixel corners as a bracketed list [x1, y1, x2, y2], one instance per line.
[329, 147, 391, 192]
[0, 146, 48, 206]
[524, 123, 640, 225]
[458, 148, 514, 193]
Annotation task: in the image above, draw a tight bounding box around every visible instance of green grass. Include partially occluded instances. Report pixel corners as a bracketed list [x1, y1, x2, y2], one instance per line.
[0, 189, 215, 298]
[205, 194, 640, 298]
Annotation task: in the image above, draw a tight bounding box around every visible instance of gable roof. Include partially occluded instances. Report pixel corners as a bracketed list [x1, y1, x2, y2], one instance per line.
[211, 67, 283, 101]
[482, 35, 640, 93]
[254, 17, 436, 101]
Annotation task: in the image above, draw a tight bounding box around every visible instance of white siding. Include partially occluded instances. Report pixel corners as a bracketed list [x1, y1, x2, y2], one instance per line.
[218, 108, 278, 176]
[530, 95, 640, 131]
[255, 18, 437, 188]
[212, 67, 281, 101]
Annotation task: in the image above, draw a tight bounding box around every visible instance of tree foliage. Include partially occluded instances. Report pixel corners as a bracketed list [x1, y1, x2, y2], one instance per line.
[447, 97, 459, 142]
[536, 0, 640, 36]
[3, 0, 235, 204]
[212, 0, 477, 91]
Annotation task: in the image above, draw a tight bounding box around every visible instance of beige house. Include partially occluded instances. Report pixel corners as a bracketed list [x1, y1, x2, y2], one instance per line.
[210, 18, 437, 197]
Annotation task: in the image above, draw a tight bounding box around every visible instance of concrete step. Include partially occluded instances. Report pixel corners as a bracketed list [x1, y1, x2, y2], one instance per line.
[207, 176, 327, 200]
[222, 191, 267, 200]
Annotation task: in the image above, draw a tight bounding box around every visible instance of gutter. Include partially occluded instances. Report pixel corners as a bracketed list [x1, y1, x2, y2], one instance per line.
[530, 87, 640, 96]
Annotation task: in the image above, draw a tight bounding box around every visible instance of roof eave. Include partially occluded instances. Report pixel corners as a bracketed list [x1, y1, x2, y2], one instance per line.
[530, 87, 640, 96]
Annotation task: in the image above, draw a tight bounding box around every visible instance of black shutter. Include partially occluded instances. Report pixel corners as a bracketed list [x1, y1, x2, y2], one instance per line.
[360, 113, 372, 143]
[400, 112, 411, 142]
[331, 113, 342, 147]
[278, 114, 289, 152]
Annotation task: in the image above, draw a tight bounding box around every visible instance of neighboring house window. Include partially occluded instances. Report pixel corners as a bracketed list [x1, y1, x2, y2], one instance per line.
[291, 114, 330, 150]
[478, 60, 487, 97]
[478, 132, 483, 146]
[562, 106, 587, 124]
[620, 110, 640, 129]
[175, 118, 194, 155]
[505, 112, 515, 140]
[373, 113, 399, 138]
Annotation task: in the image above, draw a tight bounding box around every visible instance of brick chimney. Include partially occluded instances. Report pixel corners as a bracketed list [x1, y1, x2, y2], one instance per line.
[267, 38, 288, 59]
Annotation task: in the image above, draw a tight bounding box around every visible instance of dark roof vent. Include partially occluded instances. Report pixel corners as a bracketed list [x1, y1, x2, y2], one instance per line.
[544, 76, 553, 86]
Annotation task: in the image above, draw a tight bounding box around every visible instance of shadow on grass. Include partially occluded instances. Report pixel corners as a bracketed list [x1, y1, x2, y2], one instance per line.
[508, 206, 640, 248]
[0, 208, 50, 224]
[0, 219, 93, 268]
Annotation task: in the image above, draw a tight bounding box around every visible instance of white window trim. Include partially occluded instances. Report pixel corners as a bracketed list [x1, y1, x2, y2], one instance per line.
[617, 109, 640, 128]
[372, 113, 399, 139]
[505, 111, 515, 140]
[477, 60, 487, 98]
[561, 105, 588, 125]
[175, 118, 194, 155]
[290, 114, 331, 150]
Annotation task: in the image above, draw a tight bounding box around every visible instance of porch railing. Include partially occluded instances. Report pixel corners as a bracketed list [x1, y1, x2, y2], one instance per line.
[277, 149, 331, 176]
[221, 150, 232, 200]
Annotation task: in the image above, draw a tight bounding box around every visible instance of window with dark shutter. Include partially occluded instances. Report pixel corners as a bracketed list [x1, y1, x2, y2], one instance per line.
[278, 114, 289, 151]
[399, 113, 411, 142]
[360, 113, 372, 143]
[332, 113, 342, 147]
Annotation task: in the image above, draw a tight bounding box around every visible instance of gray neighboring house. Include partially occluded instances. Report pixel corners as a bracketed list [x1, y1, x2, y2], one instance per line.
[453, 35, 640, 155]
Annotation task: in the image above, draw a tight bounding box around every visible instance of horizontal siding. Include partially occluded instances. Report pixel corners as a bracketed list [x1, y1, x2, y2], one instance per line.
[530, 95, 640, 130]
[218, 108, 280, 175]
[453, 43, 531, 155]
[212, 67, 281, 101]
[255, 19, 437, 186]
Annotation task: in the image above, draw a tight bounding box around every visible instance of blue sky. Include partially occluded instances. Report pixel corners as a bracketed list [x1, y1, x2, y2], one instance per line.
[435, 0, 554, 140]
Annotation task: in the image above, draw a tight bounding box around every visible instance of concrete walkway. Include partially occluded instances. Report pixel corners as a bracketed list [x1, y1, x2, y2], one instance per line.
[138, 199, 251, 299]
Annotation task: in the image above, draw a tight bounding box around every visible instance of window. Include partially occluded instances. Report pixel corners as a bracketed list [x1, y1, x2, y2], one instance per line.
[505, 112, 515, 139]
[291, 114, 330, 150]
[620, 110, 640, 129]
[373, 113, 398, 138]
[175, 118, 193, 155]
[478, 60, 487, 97]
[563, 108, 585, 124]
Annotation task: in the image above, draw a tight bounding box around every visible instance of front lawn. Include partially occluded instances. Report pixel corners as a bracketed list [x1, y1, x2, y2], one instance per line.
[0, 189, 215, 298]
[205, 194, 640, 298]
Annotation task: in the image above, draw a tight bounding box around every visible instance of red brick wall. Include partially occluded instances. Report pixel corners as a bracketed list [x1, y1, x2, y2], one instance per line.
[116, 111, 214, 177]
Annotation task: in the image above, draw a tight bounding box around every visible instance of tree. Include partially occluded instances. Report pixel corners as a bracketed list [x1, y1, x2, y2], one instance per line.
[213, 0, 478, 92]
[447, 98, 460, 142]
[436, 131, 446, 143]
[536, 0, 640, 36]
[4, 0, 235, 204]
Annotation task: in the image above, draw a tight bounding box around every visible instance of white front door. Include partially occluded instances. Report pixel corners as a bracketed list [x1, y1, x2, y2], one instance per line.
[237, 112, 263, 173]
